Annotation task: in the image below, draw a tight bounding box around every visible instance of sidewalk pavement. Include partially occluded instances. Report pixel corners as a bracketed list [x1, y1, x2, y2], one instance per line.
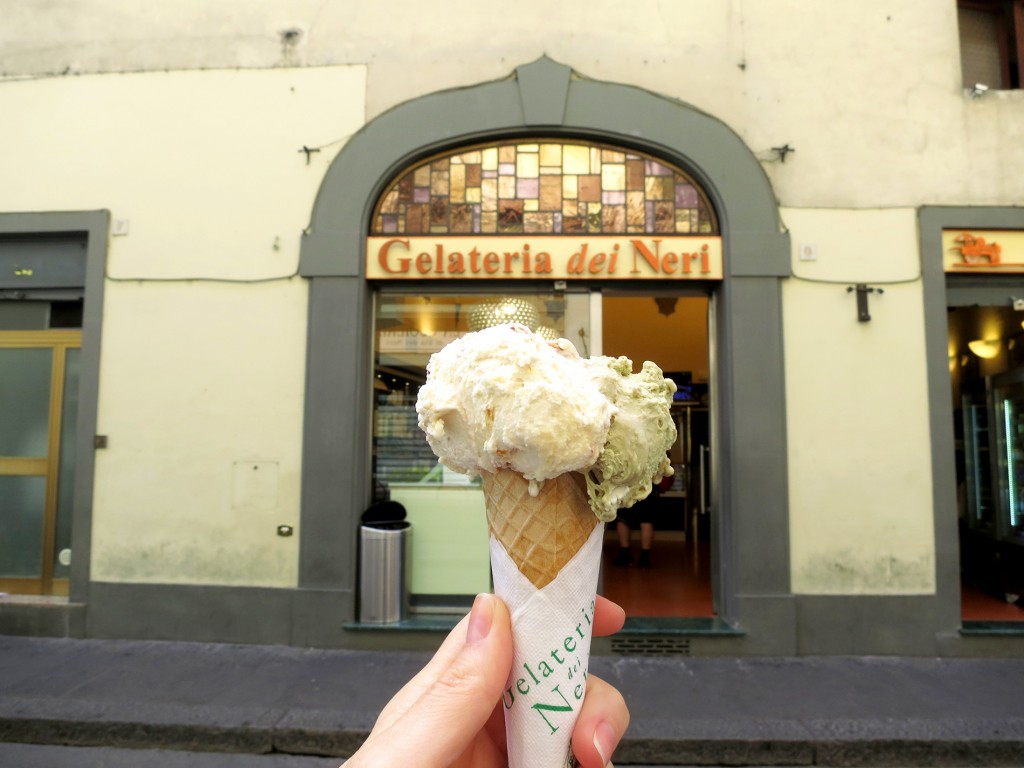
[1, 634, 1023, 766]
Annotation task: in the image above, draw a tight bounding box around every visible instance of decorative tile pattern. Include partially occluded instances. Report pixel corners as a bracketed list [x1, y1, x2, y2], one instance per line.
[371, 140, 717, 235]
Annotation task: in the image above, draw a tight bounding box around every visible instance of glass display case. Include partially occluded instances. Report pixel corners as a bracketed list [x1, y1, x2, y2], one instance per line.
[959, 370, 1024, 604]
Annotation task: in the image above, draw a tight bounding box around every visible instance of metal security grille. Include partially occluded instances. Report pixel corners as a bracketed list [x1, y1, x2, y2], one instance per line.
[611, 636, 692, 657]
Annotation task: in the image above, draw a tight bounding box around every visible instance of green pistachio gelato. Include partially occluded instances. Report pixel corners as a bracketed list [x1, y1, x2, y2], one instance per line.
[583, 356, 677, 521]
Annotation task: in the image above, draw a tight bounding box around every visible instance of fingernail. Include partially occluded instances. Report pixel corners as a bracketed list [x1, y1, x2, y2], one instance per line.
[466, 593, 494, 644]
[593, 720, 617, 767]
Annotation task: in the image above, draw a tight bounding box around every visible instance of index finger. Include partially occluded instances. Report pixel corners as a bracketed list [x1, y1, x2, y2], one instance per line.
[593, 595, 625, 637]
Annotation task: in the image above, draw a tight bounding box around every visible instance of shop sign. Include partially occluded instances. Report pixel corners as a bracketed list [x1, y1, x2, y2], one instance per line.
[943, 229, 1024, 273]
[366, 236, 723, 280]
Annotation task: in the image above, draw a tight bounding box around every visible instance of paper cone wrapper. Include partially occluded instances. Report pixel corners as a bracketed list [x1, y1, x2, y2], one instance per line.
[482, 469, 604, 768]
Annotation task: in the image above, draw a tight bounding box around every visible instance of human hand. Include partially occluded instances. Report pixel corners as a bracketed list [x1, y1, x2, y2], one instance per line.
[344, 593, 629, 768]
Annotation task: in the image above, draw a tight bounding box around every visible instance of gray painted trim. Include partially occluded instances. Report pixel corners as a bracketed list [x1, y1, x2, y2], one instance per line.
[796, 595, 950, 655]
[0, 210, 108, 605]
[298, 57, 793, 649]
[299, 276, 371, 592]
[919, 206, 1024, 651]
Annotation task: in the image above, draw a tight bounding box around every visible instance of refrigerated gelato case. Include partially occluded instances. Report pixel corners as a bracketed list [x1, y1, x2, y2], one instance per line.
[961, 369, 1024, 602]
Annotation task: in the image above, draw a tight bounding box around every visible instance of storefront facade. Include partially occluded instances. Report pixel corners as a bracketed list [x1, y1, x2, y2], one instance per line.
[3, 3, 1024, 657]
[293, 59, 793, 654]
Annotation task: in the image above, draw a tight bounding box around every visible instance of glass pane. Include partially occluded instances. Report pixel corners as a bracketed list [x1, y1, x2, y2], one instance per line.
[0, 475, 46, 577]
[959, 8, 1002, 89]
[372, 292, 591, 604]
[53, 347, 80, 579]
[0, 347, 52, 456]
[999, 393, 1024, 541]
[371, 139, 718, 235]
[962, 395, 995, 532]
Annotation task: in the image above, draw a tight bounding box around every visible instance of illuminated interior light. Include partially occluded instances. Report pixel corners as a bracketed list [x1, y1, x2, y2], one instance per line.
[968, 339, 1002, 359]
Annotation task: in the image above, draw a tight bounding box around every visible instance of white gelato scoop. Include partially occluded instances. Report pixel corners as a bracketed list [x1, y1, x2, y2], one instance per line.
[415, 323, 677, 521]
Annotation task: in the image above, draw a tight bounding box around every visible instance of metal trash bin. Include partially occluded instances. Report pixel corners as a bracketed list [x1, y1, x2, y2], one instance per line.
[359, 501, 410, 624]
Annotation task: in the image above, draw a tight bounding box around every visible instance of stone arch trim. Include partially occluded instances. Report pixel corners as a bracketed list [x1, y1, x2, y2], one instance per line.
[297, 58, 793, 652]
[300, 57, 788, 278]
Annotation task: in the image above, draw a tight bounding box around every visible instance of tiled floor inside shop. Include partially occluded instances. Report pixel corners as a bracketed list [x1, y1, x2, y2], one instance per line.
[601, 531, 1024, 623]
[961, 583, 1024, 621]
[601, 533, 715, 618]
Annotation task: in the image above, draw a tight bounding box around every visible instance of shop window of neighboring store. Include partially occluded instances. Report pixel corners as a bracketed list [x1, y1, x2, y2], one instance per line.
[949, 302, 1024, 619]
[959, 0, 1024, 90]
[0, 305, 82, 597]
[368, 139, 720, 614]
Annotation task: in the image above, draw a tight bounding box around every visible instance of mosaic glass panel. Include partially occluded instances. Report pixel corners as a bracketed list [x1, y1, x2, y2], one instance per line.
[371, 140, 718, 235]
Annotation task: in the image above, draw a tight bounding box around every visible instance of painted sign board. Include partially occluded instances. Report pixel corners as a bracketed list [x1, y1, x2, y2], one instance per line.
[943, 230, 1024, 273]
[366, 235, 723, 280]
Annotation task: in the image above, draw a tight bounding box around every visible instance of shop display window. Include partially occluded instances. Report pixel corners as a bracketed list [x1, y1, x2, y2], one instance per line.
[372, 292, 591, 607]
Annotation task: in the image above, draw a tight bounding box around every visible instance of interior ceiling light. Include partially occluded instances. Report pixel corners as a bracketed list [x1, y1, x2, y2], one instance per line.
[968, 339, 1002, 359]
[468, 298, 539, 331]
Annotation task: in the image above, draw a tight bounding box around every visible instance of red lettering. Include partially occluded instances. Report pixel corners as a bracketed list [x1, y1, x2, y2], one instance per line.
[568, 244, 587, 274]
[630, 239, 661, 273]
[377, 238, 411, 274]
[662, 250, 678, 274]
[484, 252, 500, 273]
[701, 244, 710, 273]
[534, 251, 552, 273]
[504, 250, 520, 273]
[415, 251, 432, 273]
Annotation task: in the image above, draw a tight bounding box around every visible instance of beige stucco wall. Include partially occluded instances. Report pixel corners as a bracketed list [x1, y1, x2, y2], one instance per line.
[0, 66, 366, 585]
[4, 0, 1023, 208]
[781, 208, 934, 594]
[3, 1, 1024, 593]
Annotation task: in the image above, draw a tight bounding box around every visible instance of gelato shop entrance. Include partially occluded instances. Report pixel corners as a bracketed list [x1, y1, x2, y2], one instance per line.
[366, 135, 725, 622]
[600, 295, 715, 618]
[371, 289, 717, 620]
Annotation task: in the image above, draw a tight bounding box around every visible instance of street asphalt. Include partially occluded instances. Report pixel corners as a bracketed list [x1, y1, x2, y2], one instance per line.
[1, 634, 1023, 766]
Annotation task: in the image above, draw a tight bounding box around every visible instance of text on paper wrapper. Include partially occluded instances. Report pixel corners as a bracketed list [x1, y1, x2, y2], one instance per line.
[503, 600, 596, 735]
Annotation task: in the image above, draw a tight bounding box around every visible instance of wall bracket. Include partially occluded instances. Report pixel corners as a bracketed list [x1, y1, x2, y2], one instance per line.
[847, 283, 883, 322]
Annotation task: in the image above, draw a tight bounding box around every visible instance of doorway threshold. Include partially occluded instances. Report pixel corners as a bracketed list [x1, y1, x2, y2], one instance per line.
[960, 620, 1024, 636]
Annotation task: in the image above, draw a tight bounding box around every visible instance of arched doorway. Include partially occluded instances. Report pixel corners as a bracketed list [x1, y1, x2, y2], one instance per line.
[364, 137, 720, 619]
[297, 58, 794, 653]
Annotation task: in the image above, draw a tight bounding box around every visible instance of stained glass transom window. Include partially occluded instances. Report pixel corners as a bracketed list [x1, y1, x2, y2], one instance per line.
[371, 140, 718, 236]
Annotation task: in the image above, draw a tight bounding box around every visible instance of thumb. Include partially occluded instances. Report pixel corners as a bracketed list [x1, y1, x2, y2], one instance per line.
[355, 593, 513, 767]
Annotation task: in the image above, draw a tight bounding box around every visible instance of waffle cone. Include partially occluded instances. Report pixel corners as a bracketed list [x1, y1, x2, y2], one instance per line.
[481, 468, 599, 589]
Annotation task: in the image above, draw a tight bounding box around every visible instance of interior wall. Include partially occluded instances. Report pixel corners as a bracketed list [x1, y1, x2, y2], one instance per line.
[602, 296, 709, 379]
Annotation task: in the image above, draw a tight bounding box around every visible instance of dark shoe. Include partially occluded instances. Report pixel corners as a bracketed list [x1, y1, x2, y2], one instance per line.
[638, 549, 652, 569]
[612, 548, 633, 567]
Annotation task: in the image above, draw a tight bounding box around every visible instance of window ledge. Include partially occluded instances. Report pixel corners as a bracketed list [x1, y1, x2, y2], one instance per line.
[621, 616, 743, 636]
[344, 615, 462, 632]
[344, 615, 745, 636]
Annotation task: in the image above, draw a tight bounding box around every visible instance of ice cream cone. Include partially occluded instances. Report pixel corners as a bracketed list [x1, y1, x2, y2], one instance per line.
[482, 468, 599, 589]
[483, 467, 605, 768]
